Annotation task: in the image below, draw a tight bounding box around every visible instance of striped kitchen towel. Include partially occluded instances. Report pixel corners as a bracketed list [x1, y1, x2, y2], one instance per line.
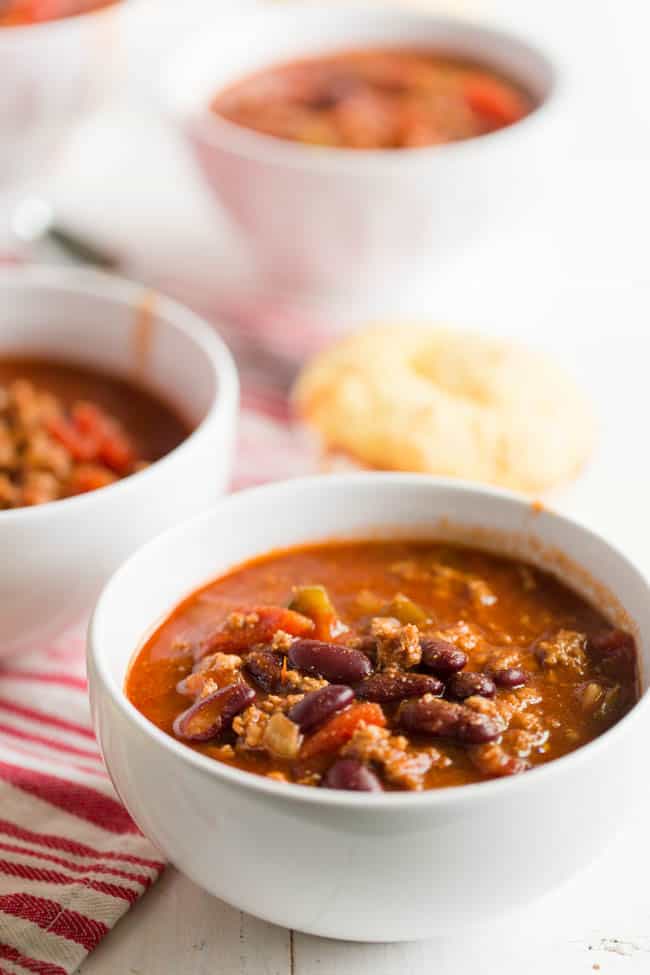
[0, 384, 307, 974]
[0, 635, 165, 975]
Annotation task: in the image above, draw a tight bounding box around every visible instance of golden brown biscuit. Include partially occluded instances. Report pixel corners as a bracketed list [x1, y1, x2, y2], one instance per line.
[292, 325, 595, 494]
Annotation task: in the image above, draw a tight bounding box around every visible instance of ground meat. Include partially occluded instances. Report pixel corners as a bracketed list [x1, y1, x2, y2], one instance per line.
[466, 578, 497, 607]
[286, 671, 329, 692]
[370, 617, 422, 670]
[391, 560, 497, 607]
[234, 704, 304, 759]
[501, 727, 549, 757]
[477, 644, 527, 671]
[535, 629, 588, 675]
[390, 560, 430, 583]
[341, 723, 448, 790]
[233, 705, 269, 750]
[271, 629, 295, 653]
[432, 621, 487, 654]
[463, 695, 509, 733]
[508, 705, 545, 734]
[184, 652, 243, 698]
[0, 378, 142, 508]
[224, 611, 260, 632]
[430, 563, 497, 607]
[469, 742, 528, 777]
[257, 693, 306, 714]
[464, 686, 544, 735]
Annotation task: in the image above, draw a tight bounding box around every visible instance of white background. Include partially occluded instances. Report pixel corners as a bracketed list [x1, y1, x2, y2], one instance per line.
[48, 1, 650, 971]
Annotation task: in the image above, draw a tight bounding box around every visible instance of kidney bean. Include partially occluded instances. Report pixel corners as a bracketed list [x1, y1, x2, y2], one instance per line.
[398, 696, 501, 744]
[355, 672, 443, 702]
[420, 638, 468, 677]
[173, 683, 255, 742]
[288, 639, 372, 683]
[588, 629, 637, 680]
[244, 650, 285, 693]
[289, 685, 354, 732]
[323, 758, 383, 792]
[446, 672, 496, 700]
[491, 667, 529, 689]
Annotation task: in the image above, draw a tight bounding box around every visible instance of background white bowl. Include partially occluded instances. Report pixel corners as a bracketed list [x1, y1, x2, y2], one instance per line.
[88, 474, 650, 942]
[162, 4, 560, 300]
[0, 265, 238, 655]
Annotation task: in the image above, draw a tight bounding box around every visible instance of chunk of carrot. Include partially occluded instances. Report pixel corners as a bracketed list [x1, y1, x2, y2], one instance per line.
[300, 702, 386, 759]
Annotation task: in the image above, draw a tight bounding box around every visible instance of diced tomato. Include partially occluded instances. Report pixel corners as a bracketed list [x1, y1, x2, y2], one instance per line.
[45, 414, 99, 462]
[197, 606, 314, 660]
[300, 702, 386, 759]
[464, 75, 528, 128]
[51, 402, 136, 475]
[74, 404, 135, 474]
[98, 427, 135, 475]
[71, 401, 108, 436]
[67, 463, 117, 496]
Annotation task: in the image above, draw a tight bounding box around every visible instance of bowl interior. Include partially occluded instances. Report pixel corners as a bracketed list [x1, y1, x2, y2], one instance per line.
[92, 476, 650, 706]
[0, 269, 219, 428]
[168, 7, 555, 121]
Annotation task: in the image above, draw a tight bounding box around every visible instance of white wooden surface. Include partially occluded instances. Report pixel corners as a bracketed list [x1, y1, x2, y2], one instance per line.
[50, 0, 650, 971]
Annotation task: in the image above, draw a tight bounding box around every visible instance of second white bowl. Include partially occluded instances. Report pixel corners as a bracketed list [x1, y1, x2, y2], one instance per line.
[0, 266, 238, 655]
[163, 4, 560, 299]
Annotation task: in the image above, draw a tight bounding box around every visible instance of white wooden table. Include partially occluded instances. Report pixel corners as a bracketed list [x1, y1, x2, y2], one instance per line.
[51, 0, 650, 971]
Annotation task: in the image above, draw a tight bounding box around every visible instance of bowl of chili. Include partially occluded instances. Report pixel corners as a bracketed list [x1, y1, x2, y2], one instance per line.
[161, 4, 561, 300]
[0, 265, 238, 655]
[88, 474, 650, 941]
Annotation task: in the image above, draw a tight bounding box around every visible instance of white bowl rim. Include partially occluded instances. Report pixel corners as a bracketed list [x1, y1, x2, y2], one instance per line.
[164, 3, 562, 173]
[0, 263, 239, 522]
[89, 472, 650, 810]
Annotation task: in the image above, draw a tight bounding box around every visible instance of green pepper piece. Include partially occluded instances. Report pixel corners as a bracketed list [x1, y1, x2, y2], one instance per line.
[289, 585, 345, 640]
[384, 593, 430, 626]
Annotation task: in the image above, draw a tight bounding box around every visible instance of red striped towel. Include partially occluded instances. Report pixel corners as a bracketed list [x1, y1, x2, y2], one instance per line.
[0, 383, 308, 974]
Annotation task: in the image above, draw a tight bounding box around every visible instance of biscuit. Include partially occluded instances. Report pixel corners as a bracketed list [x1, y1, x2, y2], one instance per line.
[292, 325, 595, 494]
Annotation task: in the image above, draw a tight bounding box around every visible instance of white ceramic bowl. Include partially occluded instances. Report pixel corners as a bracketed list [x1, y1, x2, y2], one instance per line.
[162, 4, 560, 299]
[0, 0, 132, 239]
[0, 265, 238, 655]
[88, 474, 650, 942]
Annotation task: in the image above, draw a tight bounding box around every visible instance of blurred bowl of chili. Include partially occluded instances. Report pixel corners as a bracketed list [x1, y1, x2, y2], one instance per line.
[0, 265, 238, 655]
[160, 4, 562, 300]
